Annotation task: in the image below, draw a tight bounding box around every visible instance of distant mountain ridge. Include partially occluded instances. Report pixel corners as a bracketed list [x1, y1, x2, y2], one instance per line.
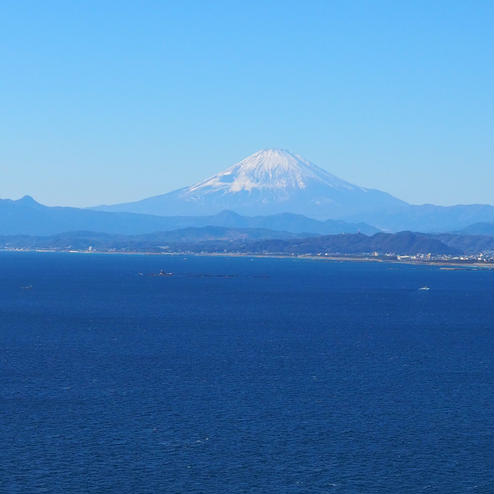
[453, 222, 493, 236]
[93, 148, 494, 231]
[0, 196, 378, 236]
[234, 232, 493, 256]
[3, 150, 493, 235]
[347, 204, 494, 233]
[2, 230, 492, 256]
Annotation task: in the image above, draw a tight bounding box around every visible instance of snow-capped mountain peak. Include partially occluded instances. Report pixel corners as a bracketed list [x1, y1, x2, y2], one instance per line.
[95, 148, 406, 218]
[188, 149, 359, 194]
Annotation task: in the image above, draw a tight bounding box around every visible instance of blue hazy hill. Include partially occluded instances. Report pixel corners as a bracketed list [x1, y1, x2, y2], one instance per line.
[454, 222, 494, 236]
[0, 196, 378, 236]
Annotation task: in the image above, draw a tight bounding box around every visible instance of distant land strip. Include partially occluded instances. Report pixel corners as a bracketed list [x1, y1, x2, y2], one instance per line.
[1, 229, 493, 266]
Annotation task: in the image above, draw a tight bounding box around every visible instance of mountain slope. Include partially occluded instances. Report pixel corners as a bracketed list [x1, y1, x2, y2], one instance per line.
[0, 196, 184, 235]
[346, 204, 494, 233]
[94, 148, 493, 231]
[227, 232, 461, 256]
[433, 233, 494, 254]
[453, 222, 494, 236]
[95, 149, 406, 218]
[0, 196, 377, 236]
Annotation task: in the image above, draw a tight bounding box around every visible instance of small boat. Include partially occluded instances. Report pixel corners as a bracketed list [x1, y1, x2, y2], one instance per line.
[418, 286, 430, 291]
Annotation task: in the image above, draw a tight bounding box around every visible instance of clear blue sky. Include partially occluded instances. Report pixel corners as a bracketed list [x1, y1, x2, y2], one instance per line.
[1, 0, 492, 207]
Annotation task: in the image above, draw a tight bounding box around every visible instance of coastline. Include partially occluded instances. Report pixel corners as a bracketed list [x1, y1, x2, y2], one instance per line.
[1, 248, 493, 269]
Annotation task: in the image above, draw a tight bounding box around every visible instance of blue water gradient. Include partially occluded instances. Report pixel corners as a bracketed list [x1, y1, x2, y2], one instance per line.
[0, 252, 492, 493]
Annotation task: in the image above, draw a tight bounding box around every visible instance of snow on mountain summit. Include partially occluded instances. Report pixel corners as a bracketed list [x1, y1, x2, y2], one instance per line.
[188, 149, 359, 194]
[95, 148, 406, 218]
[91, 148, 494, 227]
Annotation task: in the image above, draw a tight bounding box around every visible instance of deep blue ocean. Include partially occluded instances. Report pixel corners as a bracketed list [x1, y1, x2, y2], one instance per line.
[0, 252, 492, 493]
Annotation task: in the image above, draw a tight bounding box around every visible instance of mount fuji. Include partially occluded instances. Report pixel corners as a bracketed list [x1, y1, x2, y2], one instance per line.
[95, 149, 493, 231]
[96, 149, 405, 220]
